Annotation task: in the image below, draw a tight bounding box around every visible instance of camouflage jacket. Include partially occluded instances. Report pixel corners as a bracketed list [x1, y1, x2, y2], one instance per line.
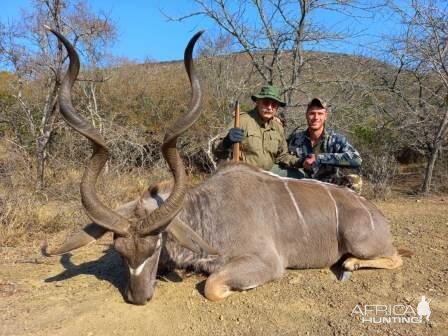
[213, 109, 299, 171]
[287, 128, 362, 179]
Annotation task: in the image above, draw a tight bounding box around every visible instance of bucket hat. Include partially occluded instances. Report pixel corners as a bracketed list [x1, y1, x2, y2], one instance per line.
[251, 85, 286, 107]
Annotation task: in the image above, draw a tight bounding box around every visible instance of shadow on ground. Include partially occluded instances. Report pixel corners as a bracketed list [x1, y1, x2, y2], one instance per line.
[45, 247, 127, 298]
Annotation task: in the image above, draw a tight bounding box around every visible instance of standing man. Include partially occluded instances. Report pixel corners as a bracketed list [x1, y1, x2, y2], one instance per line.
[213, 85, 300, 174]
[288, 98, 362, 190]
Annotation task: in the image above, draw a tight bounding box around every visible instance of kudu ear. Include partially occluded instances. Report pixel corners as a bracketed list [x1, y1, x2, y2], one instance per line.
[167, 218, 220, 256]
[42, 200, 138, 256]
[42, 223, 108, 256]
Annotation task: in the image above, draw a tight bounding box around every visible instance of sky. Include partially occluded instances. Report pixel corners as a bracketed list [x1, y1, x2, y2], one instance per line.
[0, 0, 213, 62]
[0, 0, 402, 64]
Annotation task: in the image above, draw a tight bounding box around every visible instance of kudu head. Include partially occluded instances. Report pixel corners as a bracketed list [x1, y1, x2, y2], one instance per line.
[43, 26, 204, 305]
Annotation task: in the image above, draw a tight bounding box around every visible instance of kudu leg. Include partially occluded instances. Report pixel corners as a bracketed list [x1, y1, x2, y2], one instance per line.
[343, 253, 403, 271]
[204, 254, 283, 301]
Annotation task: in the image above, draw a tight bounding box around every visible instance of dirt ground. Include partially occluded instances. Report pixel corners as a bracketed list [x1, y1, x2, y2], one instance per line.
[1, 196, 447, 336]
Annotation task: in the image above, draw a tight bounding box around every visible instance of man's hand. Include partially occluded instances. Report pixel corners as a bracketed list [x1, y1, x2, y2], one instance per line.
[223, 127, 245, 148]
[303, 154, 316, 170]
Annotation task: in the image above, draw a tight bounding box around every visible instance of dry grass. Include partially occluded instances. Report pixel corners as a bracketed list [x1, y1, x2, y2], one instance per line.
[0, 138, 176, 248]
[1, 136, 447, 249]
[0, 139, 34, 247]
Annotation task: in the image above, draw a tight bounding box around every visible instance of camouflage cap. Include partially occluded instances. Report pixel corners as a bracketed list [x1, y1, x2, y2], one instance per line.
[251, 85, 286, 107]
[307, 97, 329, 110]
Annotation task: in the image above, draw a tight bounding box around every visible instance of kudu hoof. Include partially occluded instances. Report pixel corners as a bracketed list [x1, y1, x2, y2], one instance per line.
[338, 270, 353, 282]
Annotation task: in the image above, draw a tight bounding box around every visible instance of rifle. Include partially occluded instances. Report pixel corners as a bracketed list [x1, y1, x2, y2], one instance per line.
[232, 100, 240, 162]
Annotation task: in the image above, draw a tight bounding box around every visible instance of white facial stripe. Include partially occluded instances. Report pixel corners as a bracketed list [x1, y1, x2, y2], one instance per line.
[129, 236, 162, 277]
[129, 257, 149, 277]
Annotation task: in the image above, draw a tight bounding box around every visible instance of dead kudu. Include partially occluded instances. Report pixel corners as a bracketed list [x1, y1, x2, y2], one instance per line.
[44, 28, 409, 305]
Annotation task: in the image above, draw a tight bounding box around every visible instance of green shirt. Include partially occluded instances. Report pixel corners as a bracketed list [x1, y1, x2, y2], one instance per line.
[214, 109, 298, 171]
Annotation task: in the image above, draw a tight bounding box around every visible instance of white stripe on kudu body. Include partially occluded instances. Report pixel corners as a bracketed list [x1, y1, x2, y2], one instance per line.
[283, 181, 306, 226]
[355, 197, 375, 230]
[266, 172, 343, 236]
[320, 183, 340, 236]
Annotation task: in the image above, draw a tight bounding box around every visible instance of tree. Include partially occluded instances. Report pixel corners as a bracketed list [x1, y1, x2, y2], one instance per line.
[382, 0, 448, 193]
[167, 0, 385, 116]
[0, 0, 116, 189]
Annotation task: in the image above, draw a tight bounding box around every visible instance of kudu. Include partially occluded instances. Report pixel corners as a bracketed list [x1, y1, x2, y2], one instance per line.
[44, 28, 408, 305]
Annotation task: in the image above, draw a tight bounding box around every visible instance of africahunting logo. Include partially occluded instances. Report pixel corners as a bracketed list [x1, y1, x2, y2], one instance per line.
[351, 296, 431, 324]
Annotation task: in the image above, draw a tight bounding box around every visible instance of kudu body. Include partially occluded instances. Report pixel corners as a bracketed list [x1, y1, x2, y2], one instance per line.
[45, 28, 406, 305]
